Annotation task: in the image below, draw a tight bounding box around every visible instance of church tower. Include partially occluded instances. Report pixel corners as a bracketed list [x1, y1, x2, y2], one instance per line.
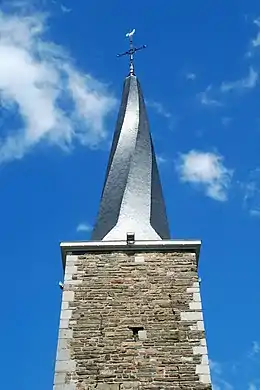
[53, 31, 212, 390]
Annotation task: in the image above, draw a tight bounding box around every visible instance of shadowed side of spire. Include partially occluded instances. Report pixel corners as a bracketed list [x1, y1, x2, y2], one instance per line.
[91, 75, 170, 241]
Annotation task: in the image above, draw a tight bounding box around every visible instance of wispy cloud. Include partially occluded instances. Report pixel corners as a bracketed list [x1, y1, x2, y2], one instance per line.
[146, 100, 172, 119]
[210, 360, 234, 390]
[247, 18, 260, 56]
[60, 4, 72, 13]
[209, 341, 260, 390]
[254, 17, 260, 28]
[220, 67, 258, 93]
[243, 170, 260, 217]
[0, 7, 116, 164]
[146, 99, 177, 130]
[250, 209, 260, 217]
[250, 341, 260, 356]
[198, 67, 258, 109]
[252, 32, 260, 48]
[156, 155, 167, 165]
[76, 223, 92, 232]
[221, 117, 232, 127]
[186, 72, 196, 81]
[210, 360, 222, 375]
[197, 85, 222, 107]
[176, 150, 233, 201]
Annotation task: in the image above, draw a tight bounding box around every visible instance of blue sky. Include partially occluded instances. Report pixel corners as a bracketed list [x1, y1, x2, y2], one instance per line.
[1, 1, 260, 389]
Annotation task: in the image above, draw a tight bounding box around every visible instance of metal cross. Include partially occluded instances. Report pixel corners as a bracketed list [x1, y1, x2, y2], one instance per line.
[117, 29, 147, 76]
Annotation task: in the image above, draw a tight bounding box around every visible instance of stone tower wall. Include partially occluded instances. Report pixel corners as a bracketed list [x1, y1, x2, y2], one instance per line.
[53, 250, 212, 390]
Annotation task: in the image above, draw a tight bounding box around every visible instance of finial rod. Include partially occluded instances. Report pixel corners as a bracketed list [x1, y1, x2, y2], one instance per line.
[117, 29, 146, 76]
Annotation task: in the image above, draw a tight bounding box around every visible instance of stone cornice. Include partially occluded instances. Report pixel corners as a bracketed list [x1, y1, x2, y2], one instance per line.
[60, 239, 201, 269]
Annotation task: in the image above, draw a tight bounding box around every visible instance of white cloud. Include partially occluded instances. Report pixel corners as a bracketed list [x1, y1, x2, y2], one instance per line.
[199, 68, 258, 107]
[76, 223, 92, 232]
[210, 360, 222, 375]
[247, 18, 260, 56]
[156, 155, 167, 165]
[250, 209, 260, 217]
[220, 67, 258, 92]
[66, 67, 116, 146]
[0, 8, 117, 164]
[186, 72, 196, 81]
[221, 117, 232, 127]
[252, 18, 260, 46]
[252, 32, 260, 48]
[197, 85, 222, 107]
[146, 99, 177, 130]
[244, 170, 260, 217]
[218, 380, 234, 390]
[176, 150, 233, 201]
[254, 18, 260, 28]
[146, 100, 172, 119]
[210, 360, 234, 390]
[252, 341, 260, 354]
[209, 344, 260, 390]
[60, 4, 72, 13]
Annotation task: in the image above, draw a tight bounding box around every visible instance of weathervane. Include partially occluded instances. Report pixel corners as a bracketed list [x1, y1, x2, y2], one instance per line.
[117, 29, 147, 76]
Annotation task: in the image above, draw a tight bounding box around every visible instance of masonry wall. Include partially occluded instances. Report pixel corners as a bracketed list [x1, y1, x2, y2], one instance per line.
[53, 251, 212, 390]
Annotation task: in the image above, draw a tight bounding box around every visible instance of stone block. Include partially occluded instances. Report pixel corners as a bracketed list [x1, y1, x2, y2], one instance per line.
[193, 292, 201, 302]
[54, 384, 76, 390]
[189, 302, 202, 310]
[197, 320, 205, 331]
[187, 287, 200, 293]
[59, 329, 73, 339]
[56, 348, 70, 361]
[65, 266, 77, 275]
[134, 256, 145, 264]
[60, 310, 72, 320]
[199, 374, 212, 384]
[201, 338, 207, 346]
[66, 255, 78, 263]
[54, 373, 66, 385]
[196, 364, 210, 375]
[62, 291, 75, 302]
[121, 382, 139, 389]
[57, 338, 70, 350]
[193, 346, 208, 355]
[95, 384, 120, 390]
[202, 355, 209, 365]
[181, 356, 193, 362]
[59, 320, 69, 329]
[55, 360, 76, 373]
[138, 330, 147, 340]
[64, 273, 72, 282]
[61, 302, 69, 310]
[180, 311, 203, 321]
[64, 279, 82, 286]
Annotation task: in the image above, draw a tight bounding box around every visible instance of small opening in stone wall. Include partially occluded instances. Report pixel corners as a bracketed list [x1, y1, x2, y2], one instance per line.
[129, 326, 145, 341]
[126, 251, 136, 257]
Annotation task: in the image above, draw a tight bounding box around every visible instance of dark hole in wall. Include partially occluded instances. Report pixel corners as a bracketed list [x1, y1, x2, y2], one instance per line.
[129, 326, 144, 341]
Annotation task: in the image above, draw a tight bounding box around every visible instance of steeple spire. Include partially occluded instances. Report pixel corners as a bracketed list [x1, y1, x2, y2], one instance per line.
[91, 31, 170, 241]
[117, 29, 147, 76]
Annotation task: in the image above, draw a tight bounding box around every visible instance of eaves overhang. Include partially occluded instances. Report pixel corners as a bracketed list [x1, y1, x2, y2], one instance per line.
[60, 239, 202, 269]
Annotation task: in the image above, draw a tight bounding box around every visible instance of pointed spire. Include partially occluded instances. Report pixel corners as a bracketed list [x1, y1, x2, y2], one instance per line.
[91, 33, 170, 241]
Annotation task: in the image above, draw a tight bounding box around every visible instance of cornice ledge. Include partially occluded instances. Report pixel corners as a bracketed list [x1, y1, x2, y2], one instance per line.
[60, 239, 202, 268]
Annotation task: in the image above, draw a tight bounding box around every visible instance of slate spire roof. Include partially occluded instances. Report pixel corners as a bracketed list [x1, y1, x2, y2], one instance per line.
[91, 32, 170, 241]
